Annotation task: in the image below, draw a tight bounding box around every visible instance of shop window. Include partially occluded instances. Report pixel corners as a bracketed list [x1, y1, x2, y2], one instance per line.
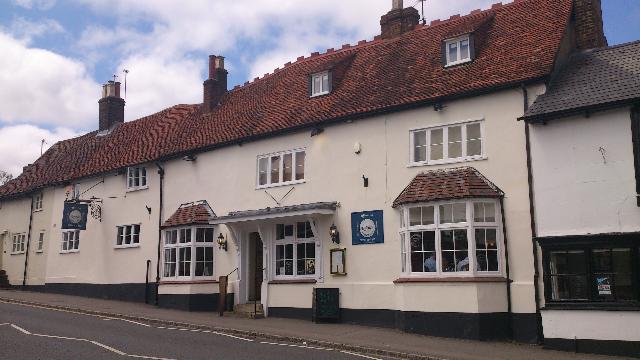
[399, 200, 502, 276]
[411, 121, 484, 165]
[257, 149, 306, 188]
[275, 221, 317, 278]
[163, 226, 215, 280]
[541, 235, 640, 305]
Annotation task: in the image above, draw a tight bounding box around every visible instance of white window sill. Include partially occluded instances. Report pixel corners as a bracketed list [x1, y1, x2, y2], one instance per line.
[408, 155, 487, 168]
[126, 186, 149, 193]
[115, 244, 140, 249]
[444, 59, 472, 68]
[160, 278, 218, 284]
[33, 209, 43, 213]
[10, 252, 25, 256]
[256, 179, 306, 190]
[60, 250, 80, 254]
[36, 250, 43, 254]
[310, 91, 330, 98]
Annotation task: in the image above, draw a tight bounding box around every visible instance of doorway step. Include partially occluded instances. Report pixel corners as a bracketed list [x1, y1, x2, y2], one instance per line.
[234, 303, 264, 319]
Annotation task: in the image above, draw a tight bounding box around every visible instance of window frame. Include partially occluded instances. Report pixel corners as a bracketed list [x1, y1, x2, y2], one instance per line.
[256, 149, 306, 189]
[272, 221, 319, 280]
[34, 193, 43, 211]
[540, 235, 640, 308]
[126, 166, 148, 192]
[409, 120, 485, 166]
[444, 35, 472, 67]
[61, 230, 80, 254]
[11, 233, 26, 255]
[36, 231, 45, 253]
[115, 224, 142, 249]
[310, 71, 331, 97]
[398, 198, 503, 278]
[162, 225, 216, 281]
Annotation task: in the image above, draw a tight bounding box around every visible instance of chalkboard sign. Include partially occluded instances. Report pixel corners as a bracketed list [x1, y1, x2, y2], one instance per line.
[312, 288, 340, 322]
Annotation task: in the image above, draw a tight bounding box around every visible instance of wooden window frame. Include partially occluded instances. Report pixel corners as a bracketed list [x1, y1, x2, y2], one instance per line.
[409, 120, 485, 166]
[256, 149, 306, 189]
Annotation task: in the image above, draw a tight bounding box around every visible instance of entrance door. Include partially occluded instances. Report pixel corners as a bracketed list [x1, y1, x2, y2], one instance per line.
[248, 232, 263, 302]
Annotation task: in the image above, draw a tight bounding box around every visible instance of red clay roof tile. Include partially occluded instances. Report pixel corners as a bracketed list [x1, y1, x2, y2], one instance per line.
[163, 201, 215, 228]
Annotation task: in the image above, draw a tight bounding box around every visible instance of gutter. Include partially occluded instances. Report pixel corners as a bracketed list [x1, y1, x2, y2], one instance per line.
[22, 194, 35, 287]
[521, 84, 543, 343]
[155, 162, 165, 306]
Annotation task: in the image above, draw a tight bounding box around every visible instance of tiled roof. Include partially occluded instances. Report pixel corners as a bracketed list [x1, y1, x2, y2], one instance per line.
[163, 201, 216, 228]
[521, 40, 640, 122]
[392, 167, 503, 208]
[0, 0, 573, 200]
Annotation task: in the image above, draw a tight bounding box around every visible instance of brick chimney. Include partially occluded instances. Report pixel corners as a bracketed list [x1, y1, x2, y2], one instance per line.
[573, 0, 607, 50]
[98, 81, 125, 131]
[380, 0, 420, 40]
[203, 55, 228, 112]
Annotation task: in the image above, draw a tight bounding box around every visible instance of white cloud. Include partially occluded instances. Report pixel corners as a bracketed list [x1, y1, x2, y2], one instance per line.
[12, 0, 56, 10]
[5, 17, 64, 43]
[0, 32, 98, 128]
[0, 125, 79, 176]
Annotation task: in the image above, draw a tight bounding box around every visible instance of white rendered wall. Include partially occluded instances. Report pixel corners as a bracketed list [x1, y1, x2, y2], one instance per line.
[542, 310, 640, 342]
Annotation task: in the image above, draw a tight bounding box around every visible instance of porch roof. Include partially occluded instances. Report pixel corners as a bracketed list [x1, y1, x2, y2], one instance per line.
[210, 201, 338, 224]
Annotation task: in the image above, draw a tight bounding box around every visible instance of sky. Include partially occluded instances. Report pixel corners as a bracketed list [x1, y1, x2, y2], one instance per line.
[0, 0, 637, 177]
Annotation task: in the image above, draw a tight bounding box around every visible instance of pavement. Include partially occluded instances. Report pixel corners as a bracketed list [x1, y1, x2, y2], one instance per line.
[0, 289, 632, 360]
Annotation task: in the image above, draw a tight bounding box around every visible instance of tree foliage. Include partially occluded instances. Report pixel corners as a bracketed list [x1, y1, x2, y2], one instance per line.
[0, 170, 13, 186]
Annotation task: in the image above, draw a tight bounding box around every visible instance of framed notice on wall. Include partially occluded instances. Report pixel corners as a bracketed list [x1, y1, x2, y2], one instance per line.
[330, 248, 346, 275]
[351, 210, 384, 245]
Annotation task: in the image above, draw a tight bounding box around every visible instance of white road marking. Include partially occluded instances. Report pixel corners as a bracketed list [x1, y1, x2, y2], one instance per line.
[259, 341, 332, 351]
[211, 331, 254, 342]
[11, 324, 31, 335]
[33, 333, 86, 341]
[90, 340, 127, 356]
[340, 350, 382, 360]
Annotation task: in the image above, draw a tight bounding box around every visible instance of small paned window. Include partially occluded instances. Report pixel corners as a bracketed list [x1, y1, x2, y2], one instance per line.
[310, 71, 330, 97]
[411, 122, 484, 165]
[163, 226, 215, 280]
[11, 234, 26, 254]
[61, 230, 80, 253]
[36, 232, 45, 252]
[401, 200, 502, 276]
[127, 166, 148, 191]
[275, 221, 317, 278]
[444, 35, 472, 67]
[257, 150, 306, 187]
[116, 224, 141, 248]
[34, 193, 43, 211]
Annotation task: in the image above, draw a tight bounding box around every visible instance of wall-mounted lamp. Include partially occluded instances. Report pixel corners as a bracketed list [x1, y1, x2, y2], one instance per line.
[182, 154, 197, 162]
[329, 224, 340, 244]
[217, 233, 228, 251]
[433, 103, 445, 112]
[310, 128, 324, 137]
[362, 175, 369, 188]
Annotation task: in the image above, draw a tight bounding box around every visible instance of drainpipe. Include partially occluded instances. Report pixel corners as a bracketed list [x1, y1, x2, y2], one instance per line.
[499, 197, 513, 340]
[22, 194, 35, 287]
[155, 162, 165, 306]
[522, 84, 543, 343]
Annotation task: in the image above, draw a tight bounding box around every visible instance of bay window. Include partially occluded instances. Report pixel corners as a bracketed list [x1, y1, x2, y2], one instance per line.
[163, 226, 215, 280]
[274, 221, 317, 278]
[411, 121, 484, 165]
[257, 149, 306, 187]
[399, 199, 502, 276]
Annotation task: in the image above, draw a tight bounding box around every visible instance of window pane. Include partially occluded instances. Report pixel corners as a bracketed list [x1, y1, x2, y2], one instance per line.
[453, 203, 466, 222]
[258, 157, 268, 185]
[117, 227, 123, 246]
[270, 156, 281, 184]
[549, 250, 589, 300]
[467, 123, 482, 156]
[448, 126, 462, 158]
[409, 207, 421, 226]
[474, 202, 496, 222]
[276, 224, 285, 240]
[413, 131, 427, 162]
[196, 228, 214, 243]
[442, 229, 469, 272]
[430, 129, 444, 160]
[421, 206, 434, 225]
[322, 73, 329, 93]
[284, 224, 294, 237]
[313, 76, 321, 94]
[592, 248, 634, 301]
[410, 231, 437, 273]
[133, 225, 140, 244]
[283, 153, 293, 182]
[124, 226, 131, 245]
[448, 42, 458, 63]
[460, 38, 470, 60]
[295, 151, 305, 180]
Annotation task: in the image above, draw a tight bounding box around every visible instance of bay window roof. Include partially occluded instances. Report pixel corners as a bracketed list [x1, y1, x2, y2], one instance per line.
[163, 200, 216, 228]
[393, 167, 502, 208]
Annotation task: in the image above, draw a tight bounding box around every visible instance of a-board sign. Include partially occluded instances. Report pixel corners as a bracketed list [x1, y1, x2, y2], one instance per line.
[312, 288, 340, 322]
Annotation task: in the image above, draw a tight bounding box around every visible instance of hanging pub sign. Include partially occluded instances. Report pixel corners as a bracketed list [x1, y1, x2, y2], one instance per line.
[351, 210, 384, 245]
[62, 202, 89, 230]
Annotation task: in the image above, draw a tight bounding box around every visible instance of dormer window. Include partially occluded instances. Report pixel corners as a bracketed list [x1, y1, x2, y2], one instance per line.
[443, 35, 472, 67]
[310, 71, 331, 97]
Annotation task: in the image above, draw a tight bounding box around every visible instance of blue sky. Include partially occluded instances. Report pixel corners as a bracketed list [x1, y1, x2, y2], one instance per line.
[0, 0, 638, 176]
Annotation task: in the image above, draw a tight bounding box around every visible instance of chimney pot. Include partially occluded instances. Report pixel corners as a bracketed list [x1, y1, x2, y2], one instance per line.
[392, 0, 403, 10]
[380, 1, 419, 40]
[98, 81, 125, 131]
[204, 54, 228, 112]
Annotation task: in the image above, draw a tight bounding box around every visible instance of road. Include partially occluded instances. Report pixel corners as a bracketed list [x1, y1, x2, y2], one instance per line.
[0, 301, 390, 360]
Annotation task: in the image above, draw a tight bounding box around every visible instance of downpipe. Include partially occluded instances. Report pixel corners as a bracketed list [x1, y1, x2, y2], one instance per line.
[22, 194, 35, 287]
[155, 162, 165, 306]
